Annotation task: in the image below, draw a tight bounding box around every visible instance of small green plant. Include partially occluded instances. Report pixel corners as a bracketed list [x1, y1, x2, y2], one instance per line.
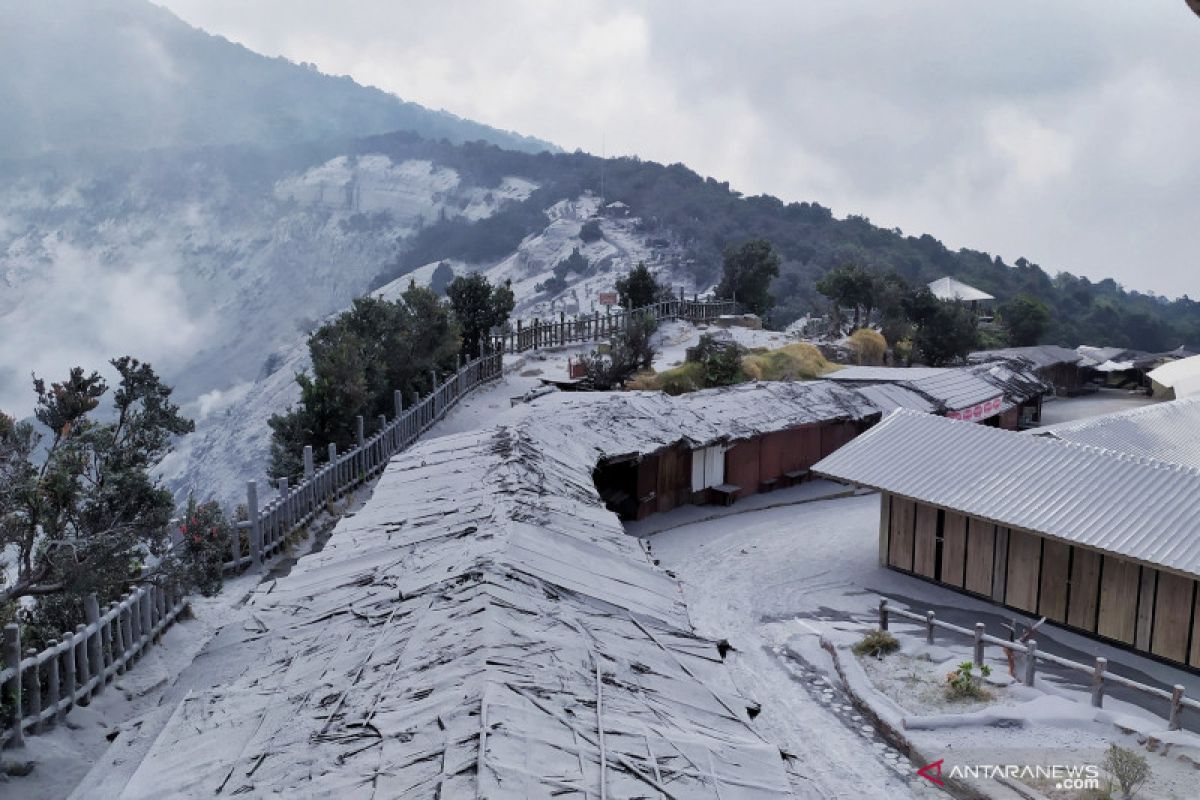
[944, 661, 992, 701]
[852, 629, 900, 659]
[1104, 743, 1149, 799]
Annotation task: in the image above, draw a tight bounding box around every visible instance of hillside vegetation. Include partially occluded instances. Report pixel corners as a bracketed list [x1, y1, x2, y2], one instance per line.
[358, 133, 1199, 352]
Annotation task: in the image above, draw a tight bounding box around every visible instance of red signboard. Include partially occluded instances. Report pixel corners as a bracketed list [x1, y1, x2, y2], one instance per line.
[598, 291, 618, 306]
[945, 396, 1003, 422]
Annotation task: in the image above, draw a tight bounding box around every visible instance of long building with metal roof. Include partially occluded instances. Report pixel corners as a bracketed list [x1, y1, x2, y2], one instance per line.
[1038, 397, 1200, 472]
[116, 381, 895, 798]
[813, 409, 1200, 669]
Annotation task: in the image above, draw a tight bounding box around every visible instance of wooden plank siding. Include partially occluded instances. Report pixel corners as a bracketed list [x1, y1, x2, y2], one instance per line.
[941, 512, 968, 588]
[1005, 528, 1041, 613]
[724, 439, 761, 498]
[1038, 539, 1071, 623]
[1067, 548, 1102, 631]
[964, 518, 996, 596]
[880, 499, 1200, 670]
[912, 503, 938, 579]
[888, 497, 916, 571]
[1097, 557, 1140, 645]
[1153, 571, 1193, 664]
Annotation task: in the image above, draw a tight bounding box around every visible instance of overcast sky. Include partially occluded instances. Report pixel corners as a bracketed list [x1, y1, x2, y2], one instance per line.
[159, 2, 1198, 298]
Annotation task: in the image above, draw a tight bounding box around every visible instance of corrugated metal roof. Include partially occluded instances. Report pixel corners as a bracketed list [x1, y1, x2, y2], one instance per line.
[969, 345, 1083, 369]
[813, 409, 1200, 579]
[124, 380, 894, 798]
[968, 361, 1049, 412]
[928, 276, 994, 302]
[827, 366, 1003, 413]
[851, 383, 938, 414]
[1038, 397, 1200, 471]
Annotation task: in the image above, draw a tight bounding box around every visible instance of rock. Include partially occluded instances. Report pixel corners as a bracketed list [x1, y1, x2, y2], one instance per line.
[1147, 736, 1161, 752]
[2, 760, 36, 777]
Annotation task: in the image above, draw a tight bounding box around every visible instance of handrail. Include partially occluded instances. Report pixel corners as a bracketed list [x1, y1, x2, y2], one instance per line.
[1, 350, 505, 747]
[876, 597, 1200, 729]
[491, 295, 740, 355]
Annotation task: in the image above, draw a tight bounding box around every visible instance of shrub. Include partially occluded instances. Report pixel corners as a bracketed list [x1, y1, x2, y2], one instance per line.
[742, 343, 839, 381]
[579, 219, 603, 243]
[848, 328, 887, 365]
[852, 629, 900, 659]
[944, 661, 992, 701]
[1104, 744, 1149, 799]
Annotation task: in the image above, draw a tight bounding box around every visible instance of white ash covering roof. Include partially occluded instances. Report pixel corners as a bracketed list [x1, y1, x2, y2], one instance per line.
[814, 409, 1200, 579]
[967, 360, 1049, 412]
[827, 366, 1004, 413]
[1038, 397, 1200, 472]
[968, 345, 1083, 369]
[850, 383, 937, 414]
[927, 276, 994, 302]
[1148, 353, 1200, 397]
[121, 380, 883, 799]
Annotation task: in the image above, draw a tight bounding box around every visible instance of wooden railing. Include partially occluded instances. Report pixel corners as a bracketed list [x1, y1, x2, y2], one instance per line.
[2, 583, 187, 747]
[492, 295, 739, 354]
[223, 351, 504, 572]
[877, 597, 1200, 730]
[0, 352, 504, 748]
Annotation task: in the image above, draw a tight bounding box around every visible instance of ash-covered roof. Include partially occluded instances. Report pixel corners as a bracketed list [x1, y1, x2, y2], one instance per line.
[1038, 397, 1200, 471]
[120, 380, 885, 798]
[1148, 354, 1200, 397]
[928, 276, 994, 302]
[814, 410, 1200, 579]
[827, 366, 1005, 415]
[967, 360, 1049, 412]
[968, 345, 1083, 370]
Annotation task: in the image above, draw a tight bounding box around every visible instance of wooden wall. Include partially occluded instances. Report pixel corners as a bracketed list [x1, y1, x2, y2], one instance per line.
[878, 493, 1200, 670]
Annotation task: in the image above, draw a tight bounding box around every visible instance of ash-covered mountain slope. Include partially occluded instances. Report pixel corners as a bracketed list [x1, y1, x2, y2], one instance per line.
[0, 0, 553, 159]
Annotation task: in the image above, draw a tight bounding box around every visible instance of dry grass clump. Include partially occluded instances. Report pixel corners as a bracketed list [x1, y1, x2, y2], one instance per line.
[742, 343, 839, 381]
[848, 328, 887, 365]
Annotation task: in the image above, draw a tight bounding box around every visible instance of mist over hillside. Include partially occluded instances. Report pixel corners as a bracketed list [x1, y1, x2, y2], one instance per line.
[0, 0, 554, 158]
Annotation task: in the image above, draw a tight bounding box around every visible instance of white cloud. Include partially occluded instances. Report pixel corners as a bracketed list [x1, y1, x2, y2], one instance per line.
[154, 1, 1200, 297]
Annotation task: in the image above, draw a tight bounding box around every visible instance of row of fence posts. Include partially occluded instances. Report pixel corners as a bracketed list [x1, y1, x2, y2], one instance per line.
[492, 291, 739, 354]
[2, 582, 187, 747]
[221, 350, 504, 573]
[1, 351, 504, 748]
[877, 598, 1190, 730]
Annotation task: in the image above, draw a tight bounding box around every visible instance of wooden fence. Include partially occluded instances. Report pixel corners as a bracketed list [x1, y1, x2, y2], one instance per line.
[492, 294, 740, 354]
[877, 597, 1200, 730]
[0, 351, 503, 748]
[2, 583, 187, 747]
[221, 351, 504, 573]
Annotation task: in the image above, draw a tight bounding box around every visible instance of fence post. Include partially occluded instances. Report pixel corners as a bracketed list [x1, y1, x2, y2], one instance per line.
[3, 624, 22, 747]
[303, 445, 314, 479]
[355, 415, 365, 449]
[394, 389, 404, 418]
[877, 598, 888, 631]
[1092, 657, 1106, 707]
[47, 639, 61, 724]
[74, 624, 88, 705]
[63, 629, 76, 713]
[247, 481, 262, 570]
[973, 623, 985, 666]
[1023, 640, 1037, 686]
[278, 477, 290, 540]
[84, 594, 102, 697]
[327, 443, 338, 498]
[1170, 685, 1185, 731]
[25, 648, 41, 734]
[925, 611, 935, 644]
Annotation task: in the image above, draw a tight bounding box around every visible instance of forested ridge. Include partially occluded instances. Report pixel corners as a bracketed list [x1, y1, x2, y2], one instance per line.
[358, 131, 1199, 352]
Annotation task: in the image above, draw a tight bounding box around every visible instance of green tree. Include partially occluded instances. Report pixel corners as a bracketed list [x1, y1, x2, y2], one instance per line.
[447, 273, 515, 358]
[268, 285, 460, 478]
[615, 261, 663, 309]
[429, 261, 455, 295]
[579, 219, 603, 243]
[716, 239, 781, 317]
[999, 294, 1050, 346]
[1, 358, 201, 642]
[908, 292, 979, 366]
[584, 313, 658, 389]
[816, 264, 878, 330]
